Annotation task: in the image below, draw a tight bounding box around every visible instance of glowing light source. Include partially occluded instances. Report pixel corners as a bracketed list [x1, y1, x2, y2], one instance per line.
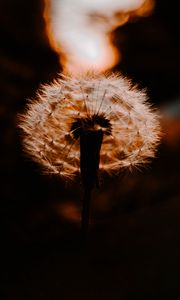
[44, 0, 155, 73]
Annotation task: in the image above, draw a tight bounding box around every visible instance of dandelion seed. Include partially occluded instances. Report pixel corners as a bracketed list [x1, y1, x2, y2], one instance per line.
[19, 73, 161, 239]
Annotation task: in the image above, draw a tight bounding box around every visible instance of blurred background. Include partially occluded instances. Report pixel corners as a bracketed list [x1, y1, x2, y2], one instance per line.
[0, 0, 180, 299]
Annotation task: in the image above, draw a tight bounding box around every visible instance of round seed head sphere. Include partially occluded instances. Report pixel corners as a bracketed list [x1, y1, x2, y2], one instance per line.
[20, 73, 161, 181]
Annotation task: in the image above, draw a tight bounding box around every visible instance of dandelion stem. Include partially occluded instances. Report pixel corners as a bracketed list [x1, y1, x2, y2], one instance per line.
[80, 129, 103, 240]
[81, 187, 92, 240]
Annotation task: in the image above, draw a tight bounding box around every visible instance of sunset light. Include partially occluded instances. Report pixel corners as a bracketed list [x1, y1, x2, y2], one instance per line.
[44, 0, 155, 73]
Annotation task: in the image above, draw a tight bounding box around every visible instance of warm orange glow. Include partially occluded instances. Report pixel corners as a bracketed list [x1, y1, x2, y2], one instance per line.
[44, 0, 155, 74]
[135, 0, 155, 16]
[55, 202, 81, 223]
[62, 34, 119, 74]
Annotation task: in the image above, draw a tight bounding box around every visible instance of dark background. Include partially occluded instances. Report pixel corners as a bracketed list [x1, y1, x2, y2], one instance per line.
[0, 0, 180, 299]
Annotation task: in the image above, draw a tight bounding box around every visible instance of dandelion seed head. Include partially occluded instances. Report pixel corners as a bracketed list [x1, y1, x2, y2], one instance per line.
[19, 73, 161, 181]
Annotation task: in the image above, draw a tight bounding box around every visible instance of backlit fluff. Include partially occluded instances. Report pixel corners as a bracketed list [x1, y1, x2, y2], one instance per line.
[20, 73, 161, 180]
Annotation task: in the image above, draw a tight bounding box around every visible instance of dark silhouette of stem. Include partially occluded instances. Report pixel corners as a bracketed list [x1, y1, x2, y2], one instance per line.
[81, 187, 92, 241]
[80, 129, 103, 240]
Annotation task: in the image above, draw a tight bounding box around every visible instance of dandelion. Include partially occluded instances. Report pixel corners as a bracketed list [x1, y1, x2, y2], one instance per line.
[19, 73, 161, 238]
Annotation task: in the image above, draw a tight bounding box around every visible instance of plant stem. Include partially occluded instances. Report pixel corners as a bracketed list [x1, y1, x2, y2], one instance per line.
[81, 187, 92, 241]
[80, 129, 103, 241]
